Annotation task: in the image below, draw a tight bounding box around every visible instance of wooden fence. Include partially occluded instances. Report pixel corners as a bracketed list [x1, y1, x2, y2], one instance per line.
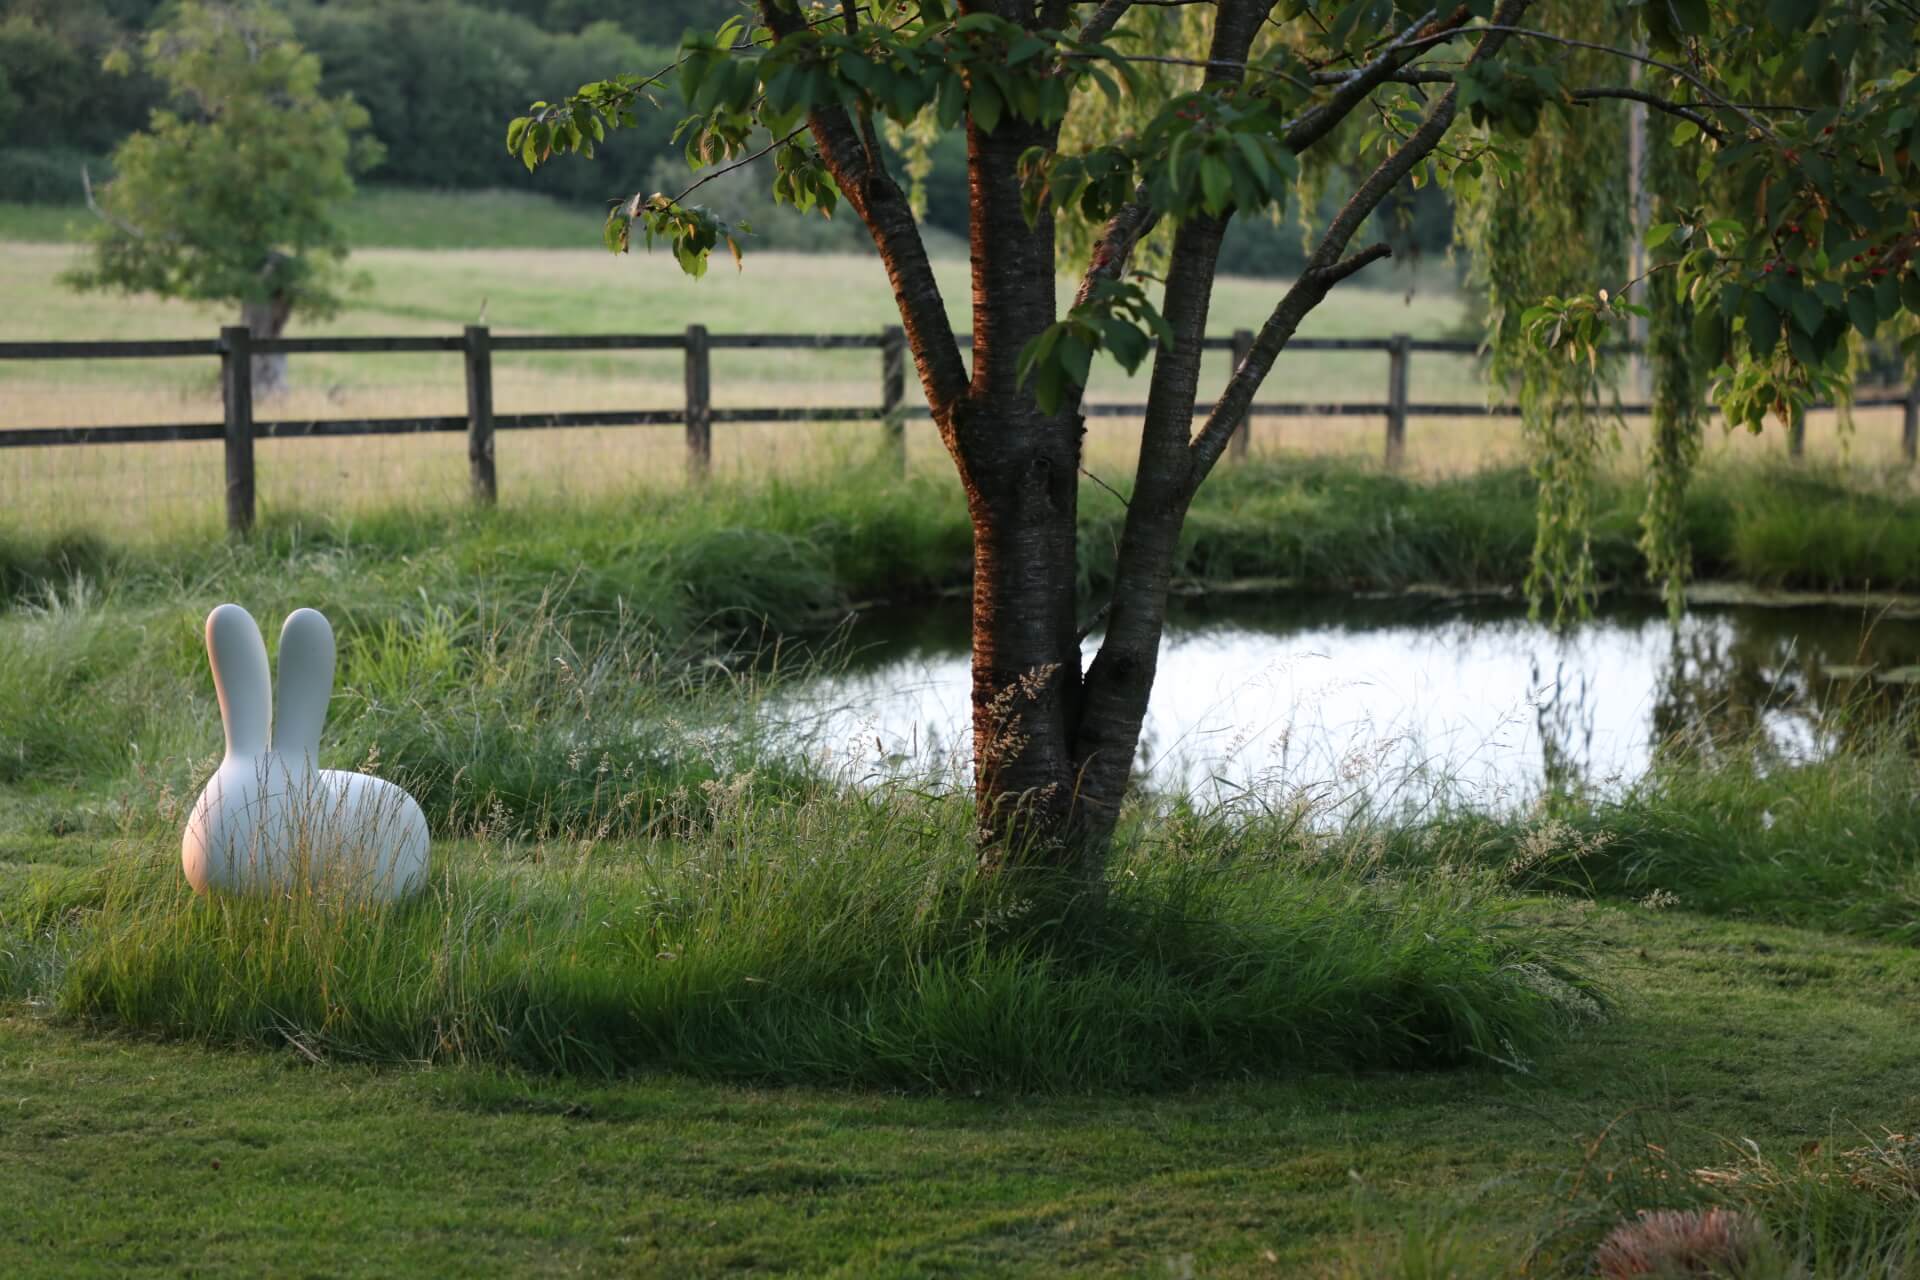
[3, 325, 1917, 535]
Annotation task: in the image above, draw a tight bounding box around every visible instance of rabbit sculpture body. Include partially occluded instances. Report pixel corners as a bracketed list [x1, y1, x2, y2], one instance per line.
[182, 604, 429, 900]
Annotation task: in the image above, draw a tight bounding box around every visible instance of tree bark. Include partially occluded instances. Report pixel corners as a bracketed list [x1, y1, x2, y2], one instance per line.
[240, 294, 292, 397]
[955, 93, 1086, 864]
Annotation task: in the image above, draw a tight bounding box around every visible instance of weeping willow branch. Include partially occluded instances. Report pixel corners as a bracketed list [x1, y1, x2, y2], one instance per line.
[1518, 353, 1616, 627]
[1638, 122, 1705, 621]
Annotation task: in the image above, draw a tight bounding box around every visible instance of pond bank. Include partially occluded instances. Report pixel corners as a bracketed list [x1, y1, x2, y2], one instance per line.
[7, 457, 1920, 616]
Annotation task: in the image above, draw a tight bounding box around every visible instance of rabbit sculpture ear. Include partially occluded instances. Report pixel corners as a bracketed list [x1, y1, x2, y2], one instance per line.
[273, 608, 336, 766]
[205, 604, 271, 759]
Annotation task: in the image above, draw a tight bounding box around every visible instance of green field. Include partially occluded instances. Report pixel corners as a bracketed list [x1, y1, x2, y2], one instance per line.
[7, 185, 1893, 546]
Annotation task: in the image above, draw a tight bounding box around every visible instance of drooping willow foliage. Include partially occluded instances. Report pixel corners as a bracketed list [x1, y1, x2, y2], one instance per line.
[1451, 2, 1631, 626]
[1640, 122, 1707, 618]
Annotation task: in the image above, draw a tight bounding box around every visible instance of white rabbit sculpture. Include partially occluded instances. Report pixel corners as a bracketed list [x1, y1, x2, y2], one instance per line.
[181, 604, 429, 900]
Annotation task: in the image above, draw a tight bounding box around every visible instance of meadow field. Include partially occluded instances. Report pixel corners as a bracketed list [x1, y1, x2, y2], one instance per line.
[6, 191, 1902, 542]
[5, 192, 1920, 1276]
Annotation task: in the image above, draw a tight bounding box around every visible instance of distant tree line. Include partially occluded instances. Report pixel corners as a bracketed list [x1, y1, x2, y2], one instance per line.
[0, 0, 1453, 273]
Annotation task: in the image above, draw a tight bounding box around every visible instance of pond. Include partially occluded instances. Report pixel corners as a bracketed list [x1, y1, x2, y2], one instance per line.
[776, 592, 1920, 808]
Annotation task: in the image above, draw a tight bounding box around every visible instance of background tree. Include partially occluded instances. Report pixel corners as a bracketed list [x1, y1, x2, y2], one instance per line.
[515, 0, 1920, 882]
[63, 0, 380, 394]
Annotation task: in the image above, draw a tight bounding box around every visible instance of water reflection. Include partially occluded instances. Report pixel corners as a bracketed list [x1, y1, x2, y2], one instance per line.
[777, 594, 1920, 808]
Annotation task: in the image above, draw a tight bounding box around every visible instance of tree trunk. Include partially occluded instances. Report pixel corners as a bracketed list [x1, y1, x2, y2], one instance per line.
[961, 409, 1085, 864]
[956, 0, 1264, 874]
[950, 95, 1094, 868]
[240, 294, 292, 397]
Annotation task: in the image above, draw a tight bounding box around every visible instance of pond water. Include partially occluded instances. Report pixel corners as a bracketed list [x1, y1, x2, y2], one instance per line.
[776, 593, 1920, 807]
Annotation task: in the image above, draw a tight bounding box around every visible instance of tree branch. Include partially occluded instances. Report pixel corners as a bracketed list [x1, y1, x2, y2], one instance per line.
[1060, 184, 1160, 424]
[754, 0, 967, 424]
[1191, 0, 1533, 479]
[1397, 23, 1781, 143]
[1282, 7, 1461, 155]
[667, 126, 809, 207]
[1075, 0, 1135, 46]
[1308, 70, 1735, 144]
[81, 165, 151, 242]
[1569, 87, 1727, 144]
[1317, 241, 1394, 287]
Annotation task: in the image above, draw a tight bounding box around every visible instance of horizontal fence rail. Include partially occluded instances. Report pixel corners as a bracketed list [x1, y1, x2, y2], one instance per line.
[3, 325, 1917, 534]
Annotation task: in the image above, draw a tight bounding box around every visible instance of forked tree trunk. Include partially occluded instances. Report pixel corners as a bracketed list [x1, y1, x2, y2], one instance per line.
[759, 0, 1522, 882]
[240, 293, 293, 397]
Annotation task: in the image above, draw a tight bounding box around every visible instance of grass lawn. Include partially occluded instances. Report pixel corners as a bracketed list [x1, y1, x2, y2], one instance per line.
[4, 905, 1916, 1276]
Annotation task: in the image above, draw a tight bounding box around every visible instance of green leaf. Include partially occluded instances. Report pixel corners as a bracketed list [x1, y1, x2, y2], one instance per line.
[1058, 330, 1093, 388]
[1787, 323, 1818, 367]
[1747, 293, 1780, 358]
[1875, 272, 1902, 320]
[1847, 287, 1879, 340]
[1667, 0, 1711, 35]
[1767, 0, 1819, 32]
[1199, 155, 1231, 214]
[1646, 222, 1681, 249]
[971, 79, 1003, 134]
[1691, 297, 1726, 364]
[1789, 288, 1824, 337]
[1232, 132, 1274, 193]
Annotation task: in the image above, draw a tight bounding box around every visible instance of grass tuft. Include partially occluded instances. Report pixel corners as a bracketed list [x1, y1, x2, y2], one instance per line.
[9, 787, 1599, 1091]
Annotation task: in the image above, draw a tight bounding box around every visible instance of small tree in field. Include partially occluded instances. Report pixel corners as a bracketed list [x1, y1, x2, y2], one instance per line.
[515, 1, 1920, 881]
[66, 1, 379, 394]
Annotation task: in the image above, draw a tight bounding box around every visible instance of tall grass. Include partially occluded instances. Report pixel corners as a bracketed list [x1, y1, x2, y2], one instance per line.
[1527, 1109, 1920, 1279]
[1376, 698, 1920, 944]
[5, 782, 1601, 1090]
[9, 458, 1920, 619]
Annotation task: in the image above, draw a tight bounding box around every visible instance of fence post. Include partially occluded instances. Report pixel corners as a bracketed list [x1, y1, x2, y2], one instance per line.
[464, 324, 496, 505]
[1229, 328, 1255, 460]
[684, 323, 711, 482]
[1904, 374, 1919, 465]
[219, 325, 255, 536]
[1384, 333, 1410, 469]
[880, 325, 907, 474]
[1788, 404, 1806, 460]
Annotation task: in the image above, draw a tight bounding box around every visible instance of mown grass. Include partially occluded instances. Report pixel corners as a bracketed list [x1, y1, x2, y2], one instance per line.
[3, 905, 1918, 1276]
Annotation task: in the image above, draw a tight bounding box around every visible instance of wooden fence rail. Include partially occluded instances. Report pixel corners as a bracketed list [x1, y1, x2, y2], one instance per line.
[3, 326, 1917, 535]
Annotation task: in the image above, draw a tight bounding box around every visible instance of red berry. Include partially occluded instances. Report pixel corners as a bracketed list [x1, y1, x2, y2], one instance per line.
[1786, 264, 1798, 275]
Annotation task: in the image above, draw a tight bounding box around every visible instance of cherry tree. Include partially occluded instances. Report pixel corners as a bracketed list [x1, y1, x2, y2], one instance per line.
[514, 0, 1920, 877]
